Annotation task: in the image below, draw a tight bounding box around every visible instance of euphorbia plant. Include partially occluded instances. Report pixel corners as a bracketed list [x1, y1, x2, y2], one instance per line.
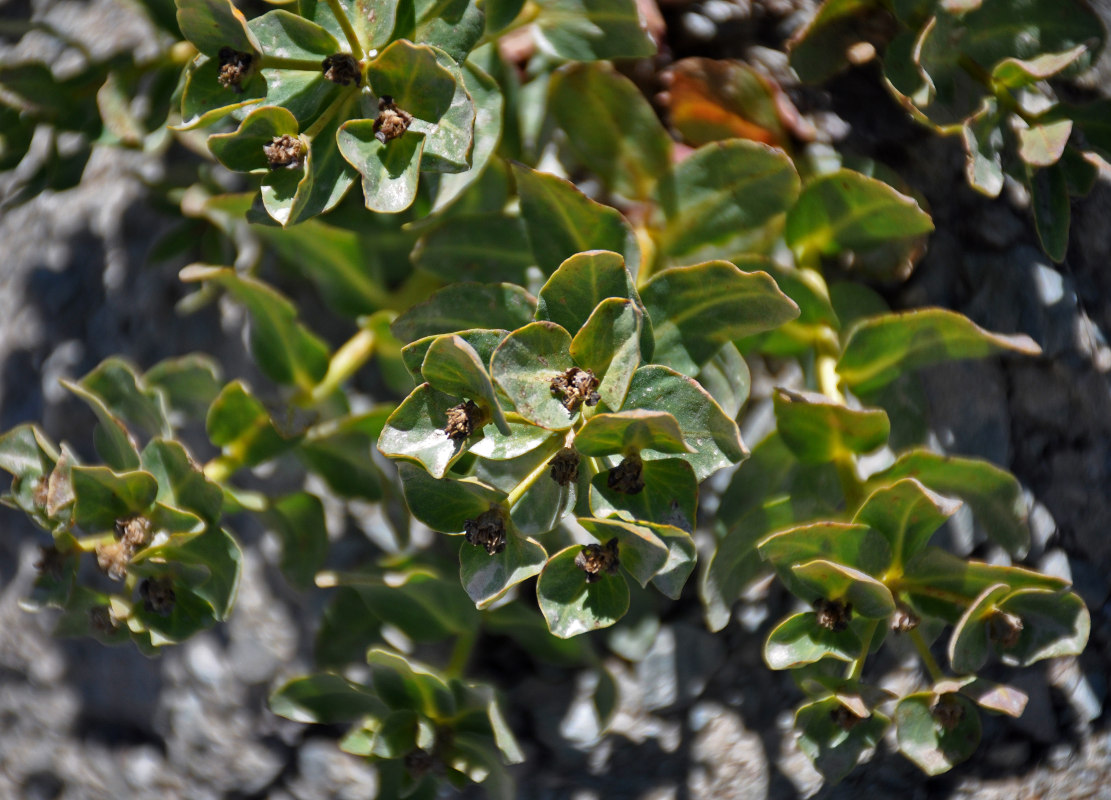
[0, 0, 1098, 793]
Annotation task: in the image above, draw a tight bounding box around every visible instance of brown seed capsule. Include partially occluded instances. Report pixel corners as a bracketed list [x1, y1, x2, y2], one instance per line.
[574, 537, 620, 583]
[813, 597, 853, 633]
[607, 453, 645, 495]
[217, 47, 254, 91]
[373, 95, 413, 144]
[96, 541, 130, 581]
[443, 400, 487, 441]
[988, 610, 1024, 649]
[891, 603, 921, 633]
[931, 695, 964, 731]
[829, 705, 864, 732]
[33, 545, 65, 579]
[549, 448, 580, 486]
[116, 515, 152, 552]
[263, 134, 305, 169]
[139, 576, 176, 617]
[463, 509, 507, 555]
[321, 53, 361, 86]
[32, 476, 49, 508]
[549, 367, 600, 412]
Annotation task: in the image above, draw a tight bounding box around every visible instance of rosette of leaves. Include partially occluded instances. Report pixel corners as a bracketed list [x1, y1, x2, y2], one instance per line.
[788, 0, 1108, 261]
[270, 650, 523, 798]
[378, 248, 799, 633]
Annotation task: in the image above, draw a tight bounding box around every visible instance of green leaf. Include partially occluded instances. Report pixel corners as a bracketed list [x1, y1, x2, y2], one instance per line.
[390, 282, 536, 343]
[339, 122, 423, 216]
[61, 379, 140, 471]
[641, 259, 799, 375]
[647, 523, 698, 599]
[176, 56, 265, 130]
[366, 649, 456, 717]
[786, 169, 933, 260]
[589, 457, 697, 533]
[258, 67, 341, 128]
[758, 522, 891, 586]
[962, 98, 1005, 197]
[547, 62, 670, 199]
[619, 365, 746, 480]
[144, 355, 223, 420]
[656, 140, 800, 261]
[208, 104, 300, 172]
[1061, 99, 1111, 161]
[490, 321, 576, 430]
[576, 517, 671, 587]
[0, 424, 59, 519]
[764, 612, 860, 669]
[501, 441, 577, 535]
[402, 329, 507, 382]
[397, 0, 486, 63]
[574, 411, 690, 457]
[412, 215, 531, 284]
[176, 0, 261, 57]
[772, 388, 889, 463]
[992, 44, 1091, 88]
[181, 266, 330, 391]
[140, 439, 224, 524]
[301, 0, 395, 52]
[328, 569, 478, 643]
[1028, 161, 1070, 263]
[265, 492, 329, 589]
[894, 692, 981, 776]
[853, 478, 960, 569]
[71, 466, 157, 531]
[697, 342, 751, 419]
[415, 51, 476, 173]
[378, 383, 471, 478]
[948, 583, 1011, 673]
[512, 164, 640, 275]
[206, 381, 302, 468]
[995, 588, 1089, 667]
[270, 673, 388, 724]
[837, 308, 1041, 395]
[397, 460, 506, 532]
[796, 697, 889, 785]
[791, 560, 896, 619]
[78, 358, 170, 440]
[570, 298, 643, 409]
[248, 9, 340, 59]
[459, 530, 547, 608]
[956, 677, 1028, 717]
[298, 410, 389, 501]
[537, 545, 631, 638]
[787, 0, 885, 83]
[365, 40, 456, 122]
[532, 0, 655, 60]
[1018, 119, 1072, 168]
[421, 335, 510, 435]
[866, 449, 1030, 556]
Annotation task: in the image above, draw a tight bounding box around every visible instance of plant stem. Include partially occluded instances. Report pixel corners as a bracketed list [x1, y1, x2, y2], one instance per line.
[258, 55, 325, 72]
[505, 450, 555, 507]
[846, 620, 878, 681]
[446, 627, 477, 679]
[75, 533, 115, 551]
[909, 627, 944, 682]
[302, 89, 352, 141]
[304, 326, 376, 406]
[324, 0, 365, 59]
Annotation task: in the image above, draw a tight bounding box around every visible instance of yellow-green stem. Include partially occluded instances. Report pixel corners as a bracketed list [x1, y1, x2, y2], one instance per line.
[909, 627, 944, 682]
[506, 449, 556, 507]
[76, 533, 115, 552]
[304, 326, 376, 406]
[259, 55, 324, 72]
[446, 627, 477, 679]
[303, 90, 352, 141]
[324, 0, 365, 59]
[846, 619, 878, 681]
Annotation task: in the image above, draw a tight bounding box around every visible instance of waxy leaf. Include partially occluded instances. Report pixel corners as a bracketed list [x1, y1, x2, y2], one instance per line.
[656, 140, 800, 261]
[412, 215, 531, 285]
[537, 545, 630, 638]
[176, 0, 261, 57]
[837, 308, 1041, 395]
[140, 439, 224, 524]
[338, 122, 425, 214]
[589, 457, 697, 533]
[71, 466, 157, 531]
[648, 523, 698, 599]
[206, 381, 302, 468]
[490, 321, 576, 430]
[399, 0, 486, 64]
[956, 677, 1028, 718]
[397, 462, 506, 533]
[962, 98, 1005, 197]
[513, 165, 640, 275]
[208, 105, 299, 172]
[764, 611, 860, 669]
[867, 449, 1030, 556]
[144, 355, 223, 420]
[502, 441, 577, 535]
[391, 283, 536, 343]
[78, 358, 170, 440]
[61, 379, 140, 471]
[758, 522, 891, 588]
[297, 410, 390, 501]
[421, 335, 510, 435]
[258, 66, 342, 127]
[402, 329, 508, 383]
[853, 478, 959, 568]
[181, 267, 330, 390]
[791, 560, 896, 619]
[548, 62, 670, 199]
[266, 492, 329, 589]
[992, 44, 1091, 88]
[301, 0, 394, 53]
[460, 531, 547, 608]
[0, 424, 59, 519]
[576, 517, 670, 587]
[786, 170, 933, 260]
[248, 9, 339, 60]
[773, 388, 889, 463]
[532, 0, 656, 61]
[619, 365, 746, 480]
[176, 56, 265, 130]
[641, 260, 799, 374]
[697, 342, 750, 419]
[414, 52, 476, 173]
[569, 298, 642, 409]
[788, 0, 885, 83]
[1029, 161, 1070, 263]
[948, 583, 1010, 674]
[796, 697, 890, 785]
[574, 411, 689, 457]
[1018, 119, 1072, 168]
[270, 673, 388, 724]
[135, 524, 243, 621]
[895, 692, 981, 775]
[995, 588, 1089, 667]
[378, 383, 472, 478]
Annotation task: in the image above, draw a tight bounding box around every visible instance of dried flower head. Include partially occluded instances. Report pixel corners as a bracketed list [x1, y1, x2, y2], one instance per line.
[373, 95, 413, 144]
[139, 577, 176, 617]
[813, 597, 852, 632]
[891, 603, 921, 633]
[550, 367, 600, 412]
[931, 695, 964, 731]
[988, 610, 1024, 649]
[264, 134, 305, 169]
[217, 47, 253, 90]
[607, 453, 645, 495]
[463, 509, 507, 556]
[574, 537, 620, 583]
[96, 541, 130, 581]
[116, 515, 152, 552]
[829, 705, 864, 731]
[549, 448, 580, 486]
[443, 400, 487, 441]
[321, 53, 361, 86]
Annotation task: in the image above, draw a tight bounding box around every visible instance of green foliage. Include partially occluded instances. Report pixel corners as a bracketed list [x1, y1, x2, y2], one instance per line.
[0, 0, 1098, 791]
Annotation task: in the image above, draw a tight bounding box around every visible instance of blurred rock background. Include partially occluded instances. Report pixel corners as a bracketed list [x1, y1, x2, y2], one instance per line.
[1, 0, 1109, 797]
